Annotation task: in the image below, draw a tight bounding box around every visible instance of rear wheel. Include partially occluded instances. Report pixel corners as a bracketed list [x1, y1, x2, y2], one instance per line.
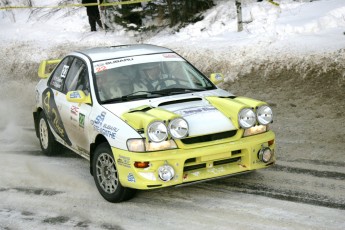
[92, 143, 136, 202]
[38, 112, 60, 156]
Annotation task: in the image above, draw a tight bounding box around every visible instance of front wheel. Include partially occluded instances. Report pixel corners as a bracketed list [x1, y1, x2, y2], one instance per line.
[92, 143, 136, 202]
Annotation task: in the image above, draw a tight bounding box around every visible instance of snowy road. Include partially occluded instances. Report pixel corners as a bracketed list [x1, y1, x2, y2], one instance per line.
[0, 145, 344, 229]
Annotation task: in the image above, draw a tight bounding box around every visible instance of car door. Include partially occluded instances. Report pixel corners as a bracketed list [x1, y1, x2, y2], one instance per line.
[43, 57, 74, 147]
[54, 57, 93, 158]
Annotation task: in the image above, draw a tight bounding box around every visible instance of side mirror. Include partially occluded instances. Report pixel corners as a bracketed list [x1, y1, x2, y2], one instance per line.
[66, 90, 91, 104]
[209, 73, 224, 85]
[38, 59, 61, 79]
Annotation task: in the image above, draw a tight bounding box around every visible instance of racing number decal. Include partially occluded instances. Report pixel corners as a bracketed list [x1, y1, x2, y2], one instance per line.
[42, 88, 72, 146]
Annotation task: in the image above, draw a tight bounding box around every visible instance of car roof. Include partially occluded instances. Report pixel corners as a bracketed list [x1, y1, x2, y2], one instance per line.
[76, 44, 174, 62]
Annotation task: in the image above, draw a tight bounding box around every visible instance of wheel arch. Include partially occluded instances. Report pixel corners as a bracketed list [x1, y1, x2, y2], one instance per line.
[33, 107, 44, 138]
[89, 134, 110, 176]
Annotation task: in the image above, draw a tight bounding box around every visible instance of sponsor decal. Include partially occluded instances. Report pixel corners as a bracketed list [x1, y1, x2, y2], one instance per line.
[175, 106, 217, 117]
[79, 113, 85, 128]
[215, 73, 223, 81]
[70, 105, 79, 116]
[117, 155, 131, 168]
[93, 62, 105, 68]
[95, 65, 107, 73]
[93, 111, 106, 126]
[104, 58, 134, 66]
[94, 58, 134, 72]
[42, 88, 72, 146]
[102, 124, 119, 132]
[61, 65, 69, 78]
[163, 53, 179, 58]
[127, 173, 136, 183]
[70, 91, 81, 99]
[90, 112, 119, 139]
[51, 76, 63, 89]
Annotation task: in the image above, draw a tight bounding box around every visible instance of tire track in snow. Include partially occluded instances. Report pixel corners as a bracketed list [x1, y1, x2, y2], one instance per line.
[199, 160, 345, 210]
[269, 164, 345, 181]
[204, 180, 345, 210]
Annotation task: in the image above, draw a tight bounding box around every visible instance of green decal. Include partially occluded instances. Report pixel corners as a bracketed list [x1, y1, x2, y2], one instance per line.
[79, 113, 85, 128]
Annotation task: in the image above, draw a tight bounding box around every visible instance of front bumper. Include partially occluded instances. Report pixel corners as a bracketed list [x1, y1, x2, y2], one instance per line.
[112, 130, 276, 190]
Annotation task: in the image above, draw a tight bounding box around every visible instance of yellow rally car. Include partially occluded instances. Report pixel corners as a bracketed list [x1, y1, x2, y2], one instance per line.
[33, 44, 275, 202]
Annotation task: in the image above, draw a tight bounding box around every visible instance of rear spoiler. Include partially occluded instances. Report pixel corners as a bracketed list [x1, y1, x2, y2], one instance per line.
[38, 59, 61, 79]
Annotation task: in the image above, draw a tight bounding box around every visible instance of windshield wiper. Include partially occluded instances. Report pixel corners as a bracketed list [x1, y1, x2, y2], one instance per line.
[102, 88, 205, 104]
[121, 90, 167, 99]
[153, 88, 205, 95]
[102, 91, 165, 104]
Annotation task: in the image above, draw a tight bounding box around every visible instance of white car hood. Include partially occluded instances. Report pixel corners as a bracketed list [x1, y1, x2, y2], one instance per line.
[102, 89, 237, 136]
[159, 100, 236, 136]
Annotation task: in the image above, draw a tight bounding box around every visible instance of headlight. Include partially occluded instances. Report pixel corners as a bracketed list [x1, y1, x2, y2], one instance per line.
[146, 140, 177, 151]
[127, 139, 145, 152]
[238, 108, 256, 129]
[158, 164, 175, 181]
[243, 125, 267, 137]
[127, 139, 177, 152]
[258, 147, 273, 163]
[147, 121, 168, 142]
[257, 105, 273, 125]
[168, 118, 189, 139]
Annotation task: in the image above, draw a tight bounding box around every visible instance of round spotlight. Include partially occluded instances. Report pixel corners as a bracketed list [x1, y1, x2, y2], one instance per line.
[158, 165, 175, 181]
[147, 121, 168, 143]
[238, 108, 256, 129]
[258, 147, 272, 163]
[257, 105, 273, 125]
[168, 118, 189, 139]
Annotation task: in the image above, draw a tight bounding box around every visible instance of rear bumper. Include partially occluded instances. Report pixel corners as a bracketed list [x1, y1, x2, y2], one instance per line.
[113, 130, 276, 190]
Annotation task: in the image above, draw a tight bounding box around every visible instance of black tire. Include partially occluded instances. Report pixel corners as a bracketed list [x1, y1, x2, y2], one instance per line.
[92, 143, 136, 202]
[38, 112, 61, 156]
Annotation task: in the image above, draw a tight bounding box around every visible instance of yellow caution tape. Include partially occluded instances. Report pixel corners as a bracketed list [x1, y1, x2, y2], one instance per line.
[0, 0, 151, 10]
[267, 0, 280, 7]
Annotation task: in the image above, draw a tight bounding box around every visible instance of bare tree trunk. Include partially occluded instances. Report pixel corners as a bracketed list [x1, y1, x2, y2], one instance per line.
[26, 0, 32, 7]
[166, 0, 174, 27]
[98, 0, 105, 30]
[235, 0, 243, 32]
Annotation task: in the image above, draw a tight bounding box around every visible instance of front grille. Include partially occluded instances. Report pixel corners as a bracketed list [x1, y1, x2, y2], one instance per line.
[184, 163, 206, 172]
[185, 158, 196, 164]
[183, 156, 242, 172]
[181, 130, 237, 145]
[232, 150, 241, 155]
[213, 157, 241, 166]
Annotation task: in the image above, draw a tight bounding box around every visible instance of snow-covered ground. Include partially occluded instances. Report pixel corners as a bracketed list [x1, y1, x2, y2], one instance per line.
[1, 0, 345, 81]
[0, 0, 345, 229]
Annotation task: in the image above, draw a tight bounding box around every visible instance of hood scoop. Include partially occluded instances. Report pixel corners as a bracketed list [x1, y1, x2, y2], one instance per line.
[157, 97, 202, 107]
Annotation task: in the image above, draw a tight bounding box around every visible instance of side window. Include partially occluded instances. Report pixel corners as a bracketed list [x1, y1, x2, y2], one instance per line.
[64, 58, 90, 95]
[49, 57, 74, 91]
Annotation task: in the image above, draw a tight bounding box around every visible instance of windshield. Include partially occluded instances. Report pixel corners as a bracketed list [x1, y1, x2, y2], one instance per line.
[93, 53, 215, 103]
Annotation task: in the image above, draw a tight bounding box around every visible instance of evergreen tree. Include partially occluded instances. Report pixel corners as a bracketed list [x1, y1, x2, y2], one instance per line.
[103, 0, 214, 32]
